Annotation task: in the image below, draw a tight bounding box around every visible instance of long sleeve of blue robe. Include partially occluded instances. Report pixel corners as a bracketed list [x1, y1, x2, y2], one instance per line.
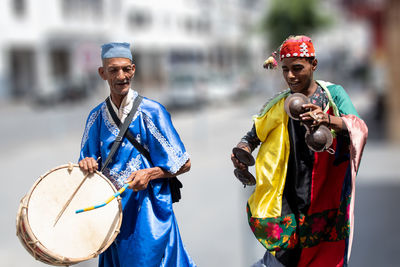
[79, 92, 196, 267]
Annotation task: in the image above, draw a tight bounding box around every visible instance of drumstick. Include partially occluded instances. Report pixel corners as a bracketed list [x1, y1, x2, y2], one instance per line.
[53, 157, 100, 226]
[75, 183, 129, 214]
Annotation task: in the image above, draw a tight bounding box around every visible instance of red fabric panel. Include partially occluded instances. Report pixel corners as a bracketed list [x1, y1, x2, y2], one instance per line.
[299, 108, 350, 266]
[308, 109, 350, 214]
[308, 139, 349, 213]
[298, 241, 345, 267]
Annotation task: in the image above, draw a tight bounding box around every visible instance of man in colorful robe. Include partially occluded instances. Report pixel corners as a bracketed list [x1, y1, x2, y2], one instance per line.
[231, 36, 368, 267]
[78, 42, 196, 267]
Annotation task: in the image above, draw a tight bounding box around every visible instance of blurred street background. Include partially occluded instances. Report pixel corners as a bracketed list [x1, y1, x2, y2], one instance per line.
[1, 0, 399, 266]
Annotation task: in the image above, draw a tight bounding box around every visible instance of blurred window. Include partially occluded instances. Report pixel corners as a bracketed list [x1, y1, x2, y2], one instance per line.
[62, 0, 103, 20]
[128, 10, 151, 29]
[169, 51, 204, 64]
[184, 18, 194, 33]
[135, 51, 164, 88]
[199, 19, 211, 33]
[50, 49, 70, 80]
[240, 0, 259, 8]
[195, 0, 212, 8]
[184, 17, 210, 34]
[10, 48, 36, 98]
[13, 0, 26, 18]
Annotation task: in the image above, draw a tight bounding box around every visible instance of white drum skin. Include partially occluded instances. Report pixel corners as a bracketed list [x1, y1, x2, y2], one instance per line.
[16, 164, 122, 266]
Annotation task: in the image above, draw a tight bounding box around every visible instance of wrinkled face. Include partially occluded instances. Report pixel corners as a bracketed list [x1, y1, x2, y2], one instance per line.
[98, 57, 135, 98]
[281, 57, 317, 94]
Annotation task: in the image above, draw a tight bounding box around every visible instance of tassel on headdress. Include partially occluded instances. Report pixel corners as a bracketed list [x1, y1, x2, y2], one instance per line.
[263, 52, 278, 69]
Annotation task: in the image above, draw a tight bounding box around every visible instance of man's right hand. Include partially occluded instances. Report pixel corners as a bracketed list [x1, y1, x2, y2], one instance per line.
[231, 144, 251, 171]
[78, 157, 99, 174]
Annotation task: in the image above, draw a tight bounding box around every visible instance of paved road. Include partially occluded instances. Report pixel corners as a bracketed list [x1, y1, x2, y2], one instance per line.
[0, 94, 399, 267]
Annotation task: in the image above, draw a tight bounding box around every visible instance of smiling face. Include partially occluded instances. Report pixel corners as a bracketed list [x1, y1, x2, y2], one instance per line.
[98, 57, 135, 104]
[281, 57, 317, 95]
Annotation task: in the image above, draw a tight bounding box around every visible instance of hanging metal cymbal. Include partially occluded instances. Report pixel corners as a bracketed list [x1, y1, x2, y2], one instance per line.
[232, 147, 256, 186]
[305, 125, 333, 152]
[234, 169, 256, 186]
[284, 93, 309, 120]
[232, 147, 255, 166]
[284, 93, 334, 153]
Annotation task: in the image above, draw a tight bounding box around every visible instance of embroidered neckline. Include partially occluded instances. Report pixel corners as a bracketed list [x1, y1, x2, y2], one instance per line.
[102, 91, 141, 136]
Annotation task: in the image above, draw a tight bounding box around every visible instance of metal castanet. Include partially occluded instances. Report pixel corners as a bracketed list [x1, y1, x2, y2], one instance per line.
[232, 147, 255, 166]
[232, 147, 256, 186]
[233, 168, 256, 186]
[305, 125, 333, 152]
[284, 93, 309, 121]
[284, 93, 334, 153]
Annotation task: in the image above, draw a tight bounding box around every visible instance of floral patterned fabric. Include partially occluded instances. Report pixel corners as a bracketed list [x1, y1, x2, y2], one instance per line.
[247, 195, 350, 251]
[309, 85, 328, 110]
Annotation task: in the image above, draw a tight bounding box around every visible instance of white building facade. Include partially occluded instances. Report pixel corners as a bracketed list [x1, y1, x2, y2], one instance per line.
[0, 0, 267, 103]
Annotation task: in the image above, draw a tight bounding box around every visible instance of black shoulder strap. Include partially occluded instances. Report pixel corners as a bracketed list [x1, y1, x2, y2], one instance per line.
[106, 96, 152, 164]
[101, 95, 143, 172]
[106, 95, 183, 203]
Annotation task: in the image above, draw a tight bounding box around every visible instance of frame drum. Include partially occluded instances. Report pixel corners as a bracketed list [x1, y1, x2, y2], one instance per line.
[16, 164, 122, 266]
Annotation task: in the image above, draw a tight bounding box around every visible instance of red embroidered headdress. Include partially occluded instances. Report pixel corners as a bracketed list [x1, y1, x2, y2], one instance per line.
[279, 35, 316, 60]
[263, 35, 316, 69]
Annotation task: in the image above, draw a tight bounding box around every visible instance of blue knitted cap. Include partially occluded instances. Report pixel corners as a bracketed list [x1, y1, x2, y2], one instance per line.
[101, 42, 132, 61]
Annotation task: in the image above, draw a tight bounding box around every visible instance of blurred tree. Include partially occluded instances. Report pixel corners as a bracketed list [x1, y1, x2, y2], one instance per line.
[261, 0, 332, 49]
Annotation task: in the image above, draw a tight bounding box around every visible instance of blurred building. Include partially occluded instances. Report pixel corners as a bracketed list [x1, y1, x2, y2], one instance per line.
[0, 0, 107, 102]
[0, 0, 267, 105]
[339, 0, 400, 142]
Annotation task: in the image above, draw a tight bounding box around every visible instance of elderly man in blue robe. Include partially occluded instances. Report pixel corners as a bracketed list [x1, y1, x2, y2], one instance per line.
[78, 42, 196, 267]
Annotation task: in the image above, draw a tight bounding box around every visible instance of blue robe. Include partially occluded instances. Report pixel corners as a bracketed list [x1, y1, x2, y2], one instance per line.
[79, 91, 196, 267]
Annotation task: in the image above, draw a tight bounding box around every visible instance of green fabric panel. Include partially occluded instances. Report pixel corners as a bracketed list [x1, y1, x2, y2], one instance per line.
[316, 80, 340, 117]
[326, 84, 359, 118]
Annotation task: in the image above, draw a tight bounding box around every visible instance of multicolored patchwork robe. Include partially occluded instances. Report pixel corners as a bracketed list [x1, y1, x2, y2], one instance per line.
[247, 80, 368, 267]
[79, 91, 196, 267]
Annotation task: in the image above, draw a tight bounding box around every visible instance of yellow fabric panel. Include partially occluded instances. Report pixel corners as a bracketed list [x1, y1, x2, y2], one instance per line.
[248, 98, 290, 218]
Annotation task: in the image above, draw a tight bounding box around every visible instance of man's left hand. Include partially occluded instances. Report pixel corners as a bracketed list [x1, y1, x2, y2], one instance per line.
[126, 169, 153, 191]
[125, 161, 190, 192]
[300, 103, 329, 127]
